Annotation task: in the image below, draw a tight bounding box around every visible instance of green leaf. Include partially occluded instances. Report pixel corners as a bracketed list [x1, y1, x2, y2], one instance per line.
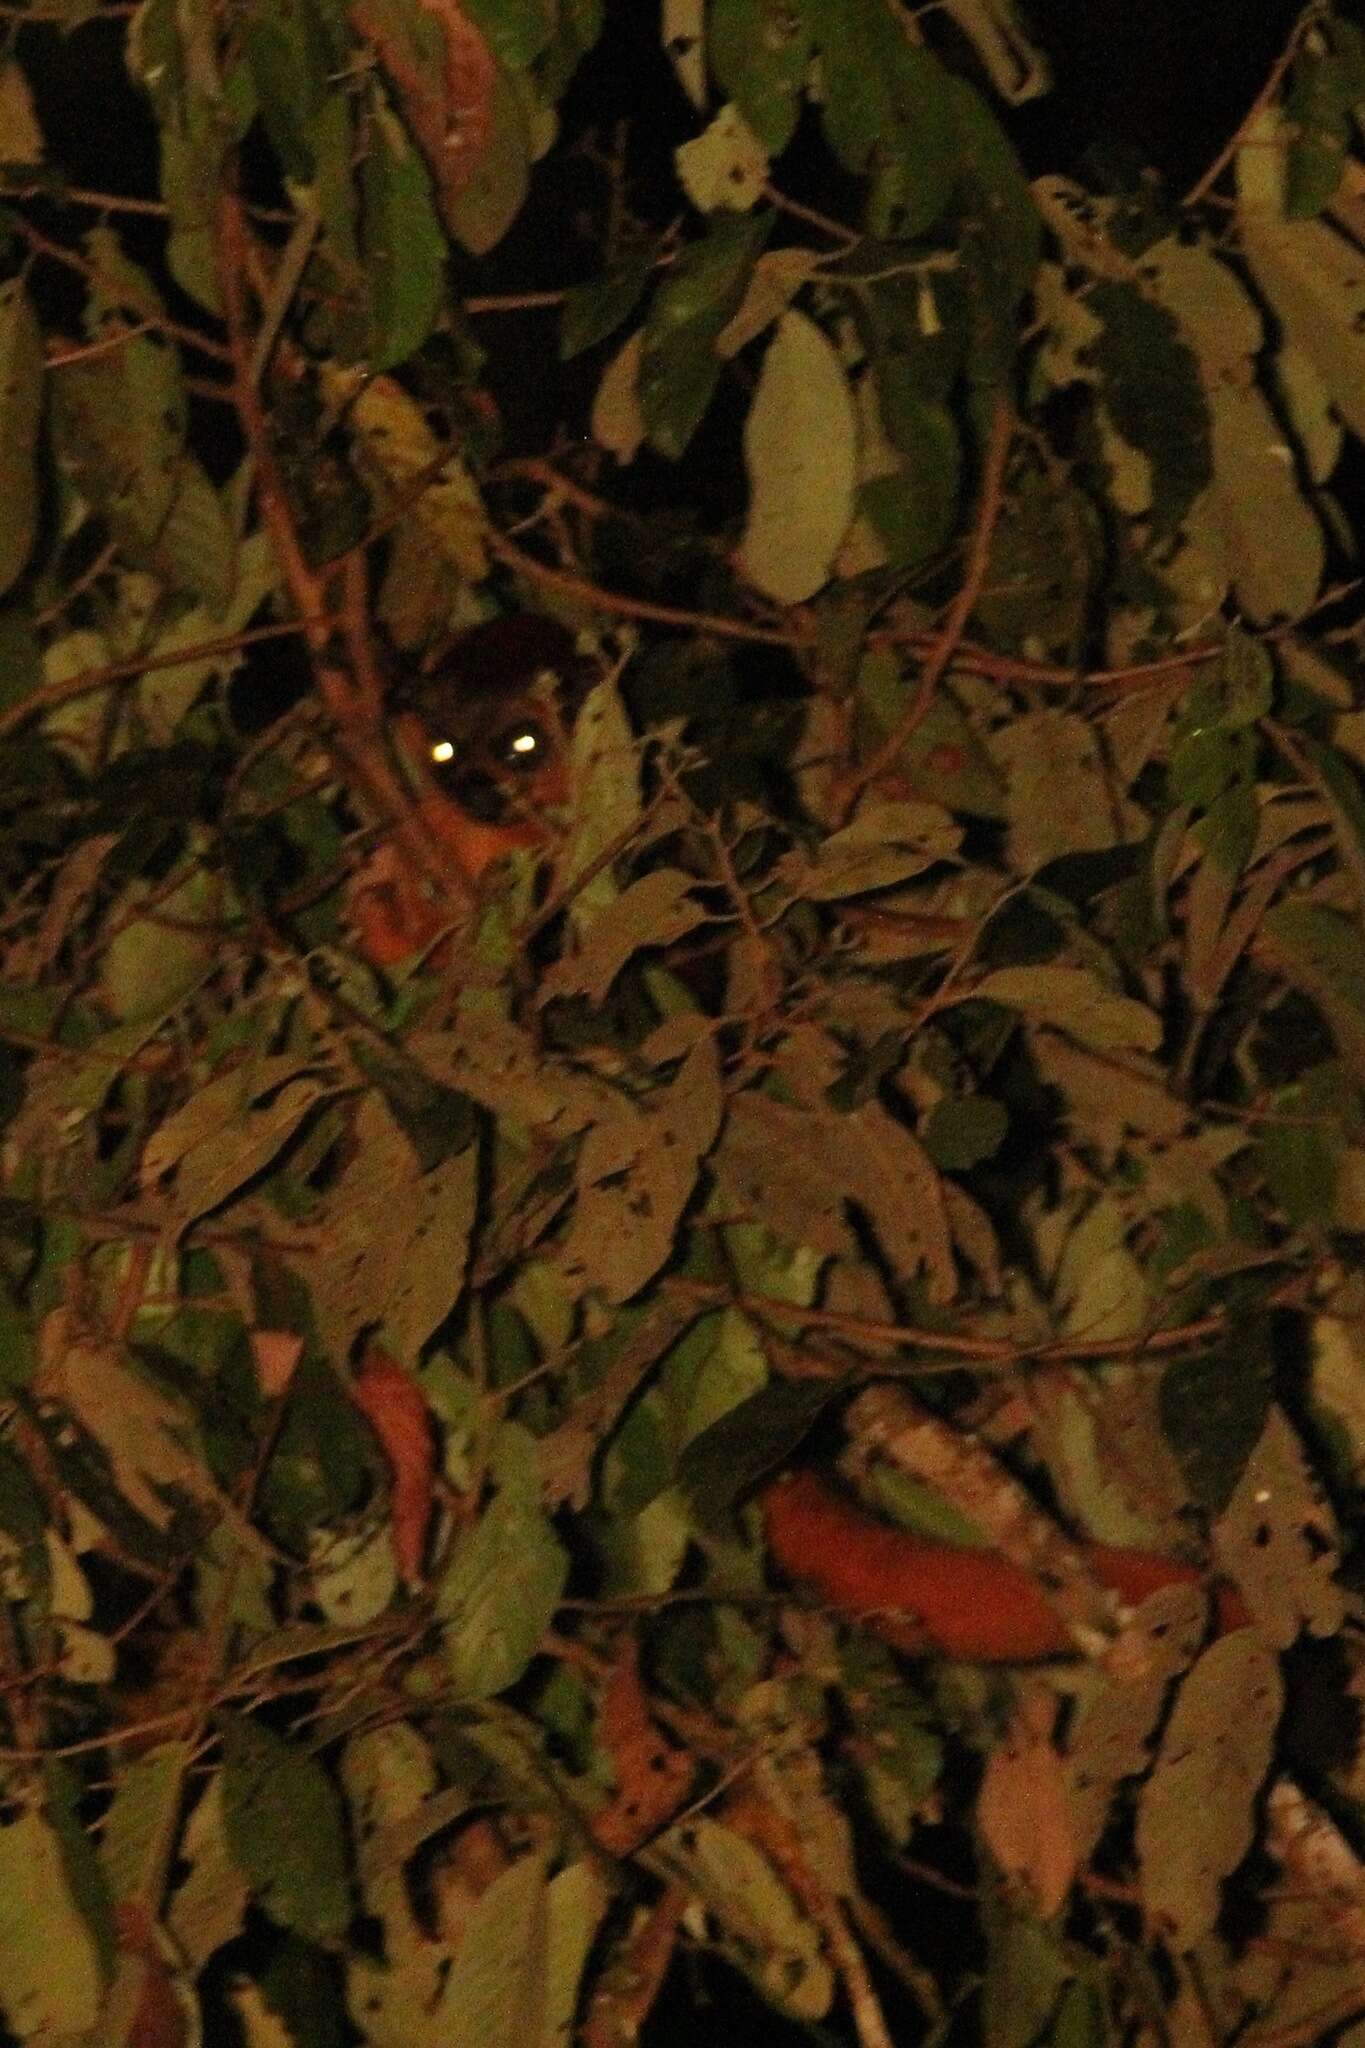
[45, 1757, 117, 1979]
[1159, 1326, 1273, 1515]
[923, 1094, 1009, 1170]
[1179, 630, 1273, 734]
[640, 211, 770, 458]
[560, 244, 658, 359]
[0, 1436, 47, 1596]
[460, 0, 554, 72]
[262, 1357, 371, 1548]
[1195, 782, 1257, 876]
[1257, 1111, 1340, 1229]
[0, 281, 43, 599]
[221, 1714, 353, 1941]
[982, 1908, 1070, 2048]
[1284, 45, 1351, 218]
[1304, 737, 1365, 914]
[943, 74, 1040, 311]
[99, 1742, 192, 1907]
[804, 0, 953, 237]
[867, 365, 961, 561]
[970, 965, 1163, 1052]
[1169, 728, 1240, 807]
[1048, 1973, 1112, 2048]
[1255, 1064, 1353, 1229]
[0, 1805, 105, 2038]
[363, 108, 447, 370]
[708, 0, 811, 153]
[259, 1933, 349, 2048]
[449, 1852, 550, 2048]
[438, 1467, 569, 1698]
[242, 0, 330, 181]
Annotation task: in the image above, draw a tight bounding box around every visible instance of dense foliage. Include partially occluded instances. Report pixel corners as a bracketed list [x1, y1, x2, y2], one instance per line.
[2, 0, 1365, 2042]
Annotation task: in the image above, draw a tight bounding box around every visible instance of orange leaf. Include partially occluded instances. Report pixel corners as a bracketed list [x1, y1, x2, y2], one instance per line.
[352, 1347, 435, 1587]
[248, 1329, 303, 1399]
[592, 1649, 693, 1854]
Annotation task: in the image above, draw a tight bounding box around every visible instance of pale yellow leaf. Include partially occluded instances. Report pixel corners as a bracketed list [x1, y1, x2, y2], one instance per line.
[590, 328, 645, 460]
[737, 310, 857, 605]
[676, 103, 768, 212]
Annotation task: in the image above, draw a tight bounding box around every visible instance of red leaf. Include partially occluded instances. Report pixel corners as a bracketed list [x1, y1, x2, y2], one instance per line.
[761, 1470, 1244, 1663]
[352, 1347, 436, 1587]
[349, 0, 497, 226]
[114, 1903, 191, 2048]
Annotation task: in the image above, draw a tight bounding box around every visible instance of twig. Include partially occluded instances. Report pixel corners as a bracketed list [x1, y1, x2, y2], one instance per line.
[1183, 3, 1324, 209]
[844, 393, 1014, 808]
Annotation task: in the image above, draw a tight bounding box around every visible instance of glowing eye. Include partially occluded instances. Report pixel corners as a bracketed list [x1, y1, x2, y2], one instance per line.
[430, 739, 456, 765]
[508, 729, 539, 756]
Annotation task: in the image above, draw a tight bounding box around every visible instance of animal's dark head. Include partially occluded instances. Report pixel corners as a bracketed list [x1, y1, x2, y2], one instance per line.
[404, 614, 585, 823]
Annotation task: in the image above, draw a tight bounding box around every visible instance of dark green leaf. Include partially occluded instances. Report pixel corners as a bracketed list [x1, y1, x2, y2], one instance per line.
[259, 1935, 347, 2048]
[1180, 631, 1273, 733]
[1284, 47, 1351, 218]
[1263, 900, 1365, 1083]
[0, 282, 42, 600]
[708, 0, 810, 153]
[221, 1716, 352, 1942]
[678, 1374, 845, 1524]
[460, 0, 554, 72]
[363, 113, 447, 370]
[0, 1286, 36, 1394]
[1255, 1063, 1355, 1228]
[923, 1094, 1009, 1170]
[561, 244, 658, 360]
[1169, 726, 1238, 809]
[44, 1760, 117, 1981]
[261, 1358, 370, 1548]
[1159, 1327, 1273, 1515]
[640, 212, 769, 457]
[943, 75, 1040, 311]
[804, 0, 952, 235]
[242, 0, 330, 181]
[1195, 782, 1256, 876]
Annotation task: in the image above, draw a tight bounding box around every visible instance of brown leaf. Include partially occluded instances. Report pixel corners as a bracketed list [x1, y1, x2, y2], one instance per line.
[977, 1690, 1077, 1918]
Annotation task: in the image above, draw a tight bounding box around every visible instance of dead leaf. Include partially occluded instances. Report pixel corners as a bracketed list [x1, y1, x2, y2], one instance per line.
[977, 1690, 1077, 1917]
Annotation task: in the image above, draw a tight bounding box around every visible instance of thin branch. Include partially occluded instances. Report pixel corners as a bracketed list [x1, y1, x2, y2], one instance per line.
[846, 393, 1014, 806]
[1183, 3, 1324, 209]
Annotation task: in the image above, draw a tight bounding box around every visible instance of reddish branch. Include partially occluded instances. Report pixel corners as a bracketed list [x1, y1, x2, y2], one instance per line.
[213, 187, 472, 911]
